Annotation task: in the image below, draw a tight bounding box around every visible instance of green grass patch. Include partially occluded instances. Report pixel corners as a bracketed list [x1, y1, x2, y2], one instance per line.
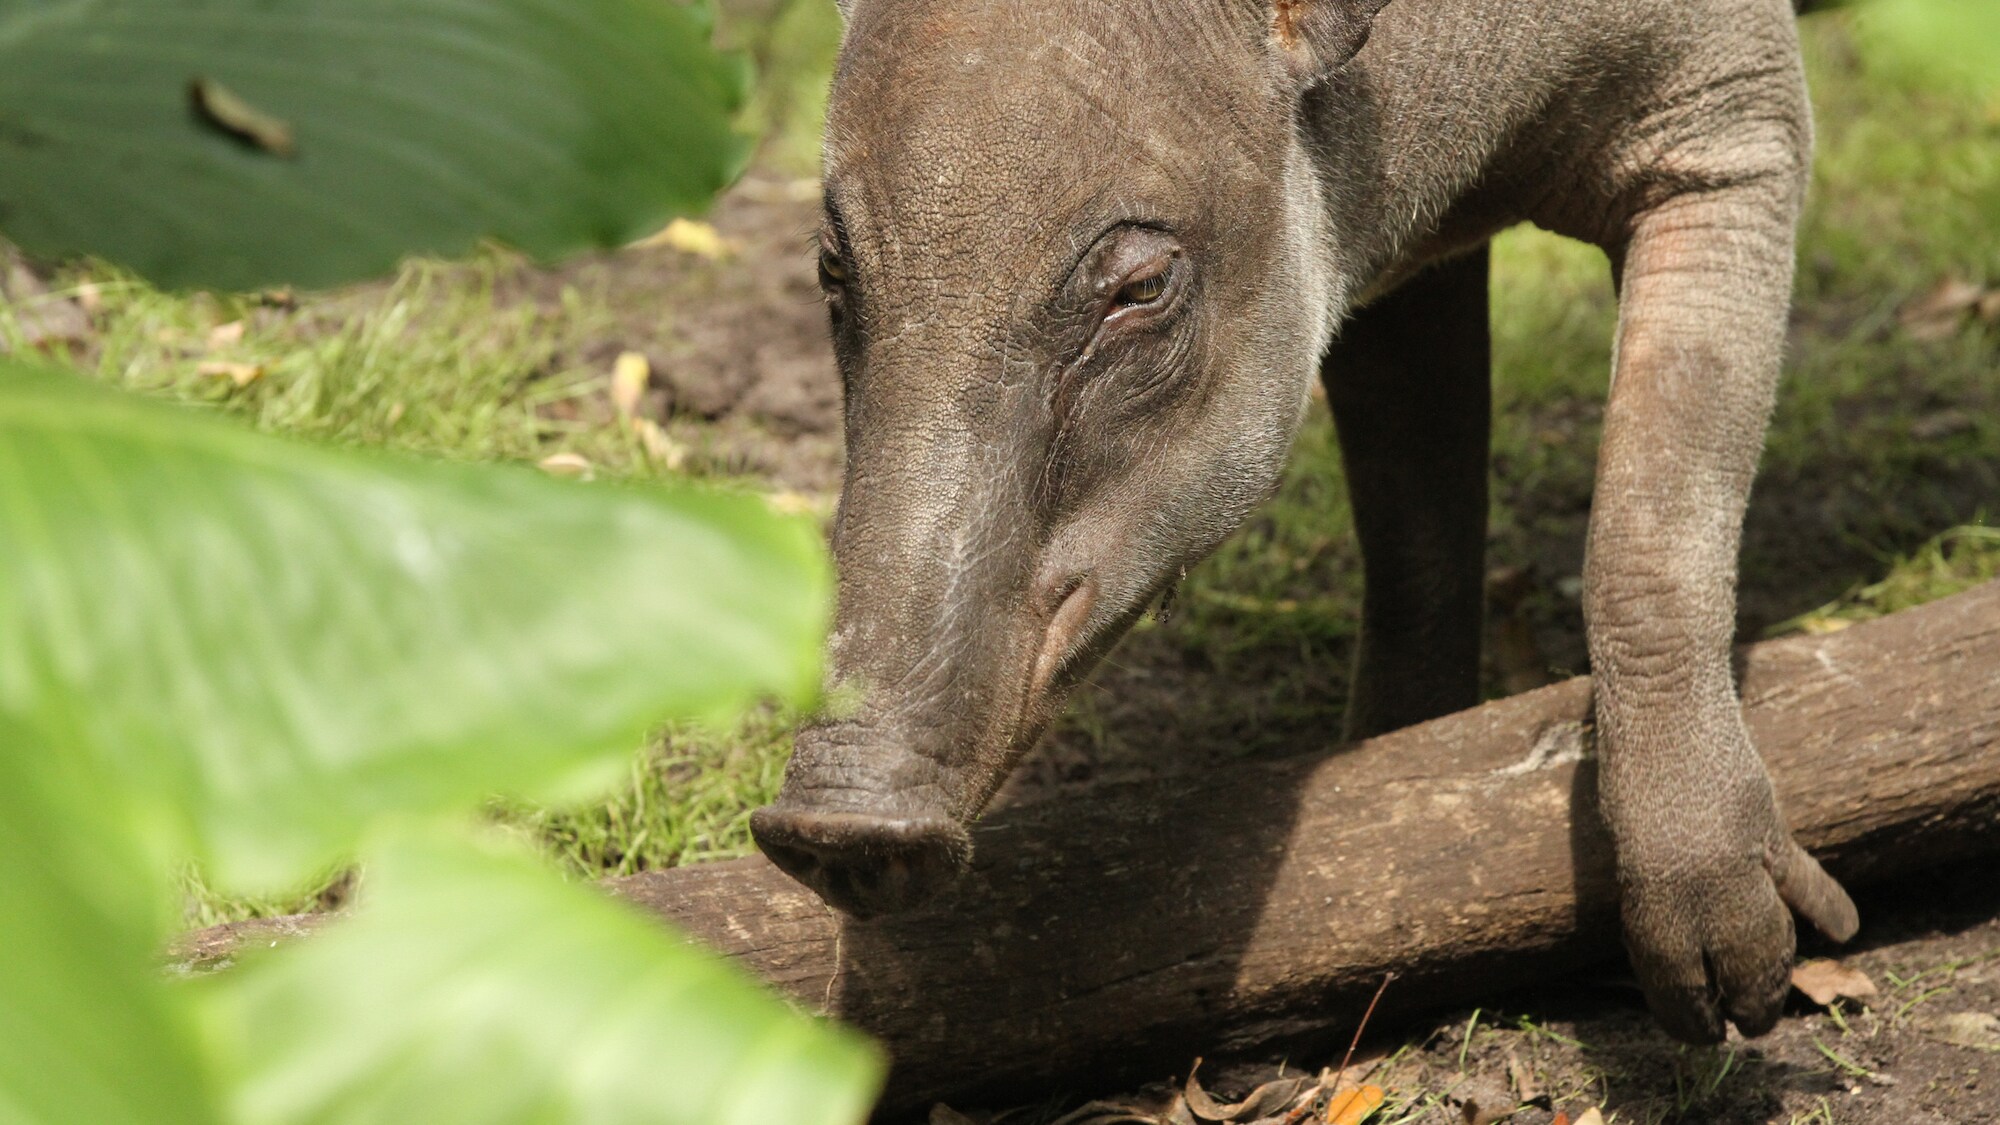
[1, 255, 652, 473]
[1774, 524, 2000, 636]
[488, 709, 797, 881]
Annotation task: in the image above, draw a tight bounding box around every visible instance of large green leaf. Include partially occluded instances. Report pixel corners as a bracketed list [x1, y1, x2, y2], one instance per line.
[200, 831, 882, 1125]
[0, 719, 220, 1125]
[0, 0, 749, 291]
[0, 364, 827, 889]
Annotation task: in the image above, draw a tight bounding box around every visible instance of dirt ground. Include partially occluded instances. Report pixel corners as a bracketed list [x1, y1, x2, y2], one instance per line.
[516, 167, 2000, 1124]
[538, 175, 847, 491]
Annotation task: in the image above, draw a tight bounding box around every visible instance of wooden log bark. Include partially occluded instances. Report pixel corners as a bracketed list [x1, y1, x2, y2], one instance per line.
[179, 581, 2000, 1112]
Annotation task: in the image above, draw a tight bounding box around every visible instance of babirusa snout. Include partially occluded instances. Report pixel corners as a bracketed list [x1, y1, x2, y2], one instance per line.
[749, 804, 970, 917]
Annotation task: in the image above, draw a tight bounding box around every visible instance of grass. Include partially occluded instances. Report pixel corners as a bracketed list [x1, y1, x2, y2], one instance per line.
[1773, 525, 2000, 635]
[2, 254, 654, 476]
[2, 6, 1994, 929]
[486, 707, 799, 879]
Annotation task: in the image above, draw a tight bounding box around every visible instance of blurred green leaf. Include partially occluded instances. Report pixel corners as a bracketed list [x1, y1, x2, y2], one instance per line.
[0, 0, 750, 290]
[201, 831, 881, 1125]
[1852, 0, 2000, 96]
[0, 364, 827, 890]
[0, 719, 219, 1125]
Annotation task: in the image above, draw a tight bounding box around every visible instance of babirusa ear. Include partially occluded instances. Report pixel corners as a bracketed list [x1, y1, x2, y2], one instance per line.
[1271, 0, 1393, 85]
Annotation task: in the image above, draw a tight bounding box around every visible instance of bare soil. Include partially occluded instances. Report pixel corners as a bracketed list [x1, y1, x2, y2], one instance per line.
[534, 176, 847, 490]
[1078, 860, 2000, 1125]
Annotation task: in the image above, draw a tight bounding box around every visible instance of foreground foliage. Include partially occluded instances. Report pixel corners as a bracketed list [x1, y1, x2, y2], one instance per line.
[3, 368, 824, 890]
[0, 352, 876, 1120]
[0, 362, 878, 1123]
[0, 0, 882, 1121]
[0, 0, 748, 291]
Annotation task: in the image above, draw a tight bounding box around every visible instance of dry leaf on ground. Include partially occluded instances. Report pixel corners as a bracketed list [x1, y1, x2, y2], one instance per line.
[1325, 1085, 1384, 1125]
[632, 217, 733, 259]
[765, 489, 826, 517]
[536, 452, 593, 479]
[196, 360, 264, 387]
[1183, 1063, 1308, 1121]
[208, 319, 247, 348]
[1900, 276, 1990, 340]
[630, 417, 687, 470]
[610, 350, 650, 416]
[1033, 1065, 1387, 1125]
[1792, 958, 1880, 1006]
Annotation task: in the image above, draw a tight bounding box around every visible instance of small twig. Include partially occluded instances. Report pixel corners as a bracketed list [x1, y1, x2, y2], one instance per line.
[1332, 971, 1398, 1092]
[822, 901, 844, 1012]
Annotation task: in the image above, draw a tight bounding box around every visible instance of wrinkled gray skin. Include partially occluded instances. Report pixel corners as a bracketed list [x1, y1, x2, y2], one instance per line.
[749, 0, 1861, 1043]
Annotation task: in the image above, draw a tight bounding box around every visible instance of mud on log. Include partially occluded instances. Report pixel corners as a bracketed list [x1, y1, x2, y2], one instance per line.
[181, 582, 2000, 1112]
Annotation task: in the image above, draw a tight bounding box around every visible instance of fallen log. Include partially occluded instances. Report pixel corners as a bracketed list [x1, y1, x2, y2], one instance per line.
[182, 581, 2000, 1112]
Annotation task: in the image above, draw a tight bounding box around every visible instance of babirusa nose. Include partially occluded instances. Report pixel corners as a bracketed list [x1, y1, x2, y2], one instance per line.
[749, 805, 970, 918]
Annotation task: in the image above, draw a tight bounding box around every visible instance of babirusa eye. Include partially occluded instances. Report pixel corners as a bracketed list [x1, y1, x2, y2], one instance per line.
[819, 247, 849, 284]
[1115, 268, 1169, 306]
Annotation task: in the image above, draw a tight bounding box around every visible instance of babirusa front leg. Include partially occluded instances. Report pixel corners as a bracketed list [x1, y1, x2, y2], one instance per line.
[1587, 175, 1859, 1043]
